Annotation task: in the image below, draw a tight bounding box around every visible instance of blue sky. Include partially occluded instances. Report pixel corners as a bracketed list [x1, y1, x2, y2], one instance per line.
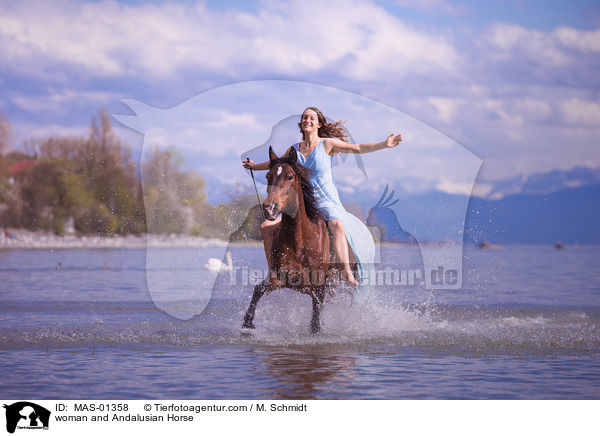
[1, 0, 599, 185]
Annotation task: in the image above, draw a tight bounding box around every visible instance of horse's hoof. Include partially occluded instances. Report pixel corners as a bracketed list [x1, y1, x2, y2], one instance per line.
[242, 318, 256, 329]
[241, 322, 256, 336]
[240, 327, 255, 337]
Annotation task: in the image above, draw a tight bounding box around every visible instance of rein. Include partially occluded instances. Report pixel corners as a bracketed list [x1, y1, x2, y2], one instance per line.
[246, 157, 266, 221]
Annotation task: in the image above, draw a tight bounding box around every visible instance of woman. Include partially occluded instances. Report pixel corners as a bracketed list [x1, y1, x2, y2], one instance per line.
[243, 107, 402, 288]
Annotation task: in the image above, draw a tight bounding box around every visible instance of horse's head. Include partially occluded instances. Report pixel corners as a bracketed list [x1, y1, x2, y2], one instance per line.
[263, 146, 301, 220]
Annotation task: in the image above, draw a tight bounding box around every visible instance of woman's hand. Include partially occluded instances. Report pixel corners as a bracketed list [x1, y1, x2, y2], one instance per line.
[242, 159, 256, 170]
[327, 134, 403, 155]
[385, 133, 402, 148]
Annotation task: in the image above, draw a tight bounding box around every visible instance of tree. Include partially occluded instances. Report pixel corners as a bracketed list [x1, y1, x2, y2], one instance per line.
[141, 146, 206, 234]
[0, 113, 10, 155]
[81, 109, 142, 234]
[0, 114, 12, 180]
[19, 157, 92, 233]
[6, 109, 146, 235]
[195, 187, 257, 239]
[1, 109, 239, 237]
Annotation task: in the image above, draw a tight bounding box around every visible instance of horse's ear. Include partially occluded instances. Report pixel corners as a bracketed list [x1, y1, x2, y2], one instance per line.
[287, 146, 297, 164]
[269, 146, 278, 164]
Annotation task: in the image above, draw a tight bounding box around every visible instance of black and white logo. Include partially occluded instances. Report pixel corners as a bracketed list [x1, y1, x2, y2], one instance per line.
[3, 402, 50, 434]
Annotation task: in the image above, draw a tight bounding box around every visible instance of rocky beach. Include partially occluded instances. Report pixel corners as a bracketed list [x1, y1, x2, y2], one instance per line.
[0, 229, 228, 249]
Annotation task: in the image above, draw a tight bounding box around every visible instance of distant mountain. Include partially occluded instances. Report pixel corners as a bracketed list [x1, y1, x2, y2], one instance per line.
[476, 166, 600, 200]
[356, 183, 600, 245]
[466, 166, 600, 243]
[338, 175, 600, 245]
[465, 183, 600, 244]
[205, 165, 600, 244]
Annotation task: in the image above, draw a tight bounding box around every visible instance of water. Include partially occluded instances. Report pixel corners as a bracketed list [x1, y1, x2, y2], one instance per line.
[1, 245, 599, 399]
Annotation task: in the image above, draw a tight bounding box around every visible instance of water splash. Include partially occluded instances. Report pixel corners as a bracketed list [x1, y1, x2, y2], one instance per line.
[1, 294, 598, 354]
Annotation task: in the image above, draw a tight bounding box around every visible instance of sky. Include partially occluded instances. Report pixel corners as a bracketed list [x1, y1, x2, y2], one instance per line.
[1, 0, 599, 187]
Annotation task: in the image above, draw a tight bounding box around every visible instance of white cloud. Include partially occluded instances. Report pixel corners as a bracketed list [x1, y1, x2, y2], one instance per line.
[486, 23, 531, 51]
[202, 111, 261, 131]
[435, 177, 477, 195]
[553, 27, 600, 53]
[512, 98, 552, 121]
[393, 0, 465, 15]
[0, 0, 459, 81]
[10, 88, 117, 114]
[483, 23, 600, 68]
[336, 184, 356, 195]
[470, 182, 494, 198]
[427, 97, 462, 122]
[1, 0, 599, 184]
[13, 122, 87, 142]
[560, 98, 600, 125]
[482, 99, 524, 126]
[10, 119, 143, 152]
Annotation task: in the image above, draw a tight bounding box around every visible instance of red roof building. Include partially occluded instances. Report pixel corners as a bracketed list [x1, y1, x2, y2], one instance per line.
[8, 160, 37, 175]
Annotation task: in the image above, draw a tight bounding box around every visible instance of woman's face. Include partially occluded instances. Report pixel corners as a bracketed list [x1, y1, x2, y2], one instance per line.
[300, 109, 321, 134]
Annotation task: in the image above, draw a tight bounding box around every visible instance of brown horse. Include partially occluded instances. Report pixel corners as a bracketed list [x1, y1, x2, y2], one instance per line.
[242, 146, 332, 334]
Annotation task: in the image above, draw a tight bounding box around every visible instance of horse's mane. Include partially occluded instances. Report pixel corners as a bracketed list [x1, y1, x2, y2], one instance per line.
[269, 157, 327, 223]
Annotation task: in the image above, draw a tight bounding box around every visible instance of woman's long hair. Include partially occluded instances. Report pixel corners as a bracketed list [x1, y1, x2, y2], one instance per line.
[298, 107, 348, 142]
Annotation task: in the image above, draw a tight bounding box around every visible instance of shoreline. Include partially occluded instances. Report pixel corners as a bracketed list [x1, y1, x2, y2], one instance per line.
[1, 229, 591, 250]
[0, 228, 232, 249]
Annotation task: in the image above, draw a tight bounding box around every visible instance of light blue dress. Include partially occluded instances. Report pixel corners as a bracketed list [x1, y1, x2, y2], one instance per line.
[294, 139, 375, 303]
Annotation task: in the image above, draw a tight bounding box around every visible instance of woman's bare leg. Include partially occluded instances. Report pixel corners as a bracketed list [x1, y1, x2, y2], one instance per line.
[327, 220, 359, 286]
[260, 216, 281, 269]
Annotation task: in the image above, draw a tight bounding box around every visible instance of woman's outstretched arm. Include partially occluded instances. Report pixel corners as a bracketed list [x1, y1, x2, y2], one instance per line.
[242, 147, 294, 170]
[242, 159, 270, 171]
[325, 134, 402, 155]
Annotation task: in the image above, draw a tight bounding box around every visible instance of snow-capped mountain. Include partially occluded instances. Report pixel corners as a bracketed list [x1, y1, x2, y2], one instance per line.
[475, 166, 600, 200]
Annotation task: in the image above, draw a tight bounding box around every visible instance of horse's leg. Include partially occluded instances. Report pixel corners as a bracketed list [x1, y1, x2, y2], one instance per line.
[310, 290, 325, 334]
[242, 281, 267, 329]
